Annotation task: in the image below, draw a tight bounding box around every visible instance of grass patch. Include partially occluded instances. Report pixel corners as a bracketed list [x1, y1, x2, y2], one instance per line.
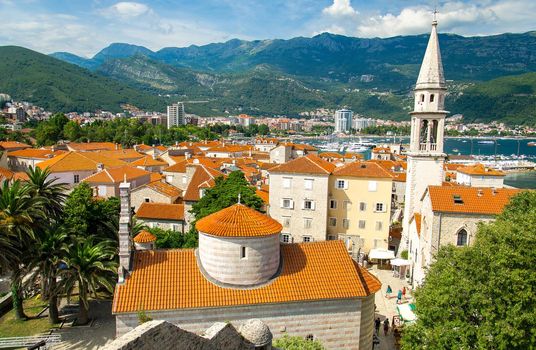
[0, 296, 59, 337]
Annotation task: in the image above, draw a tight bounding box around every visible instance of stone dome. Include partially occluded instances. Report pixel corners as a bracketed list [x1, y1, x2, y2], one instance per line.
[196, 203, 282, 237]
[197, 204, 282, 287]
[239, 319, 272, 347]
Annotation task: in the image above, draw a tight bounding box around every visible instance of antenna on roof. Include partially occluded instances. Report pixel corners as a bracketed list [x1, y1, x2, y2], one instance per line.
[238, 193, 241, 204]
[123, 173, 127, 183]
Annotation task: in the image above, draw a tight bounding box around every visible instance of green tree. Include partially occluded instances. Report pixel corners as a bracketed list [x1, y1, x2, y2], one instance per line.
[402, 191, 536, 350]
[190, 171, 263, 223]
[273, 335, 325, 350]
[0, 181, 44, 320]
[61, 238, 117, 325]
[63, 121, 82, 141]
[34, 113, 69, 146]
[258, 124, 270, 135]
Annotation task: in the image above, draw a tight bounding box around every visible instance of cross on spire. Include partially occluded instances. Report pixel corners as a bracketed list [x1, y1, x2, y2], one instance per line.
[432, 4, 439, 24]
[238, 193, 241, 204]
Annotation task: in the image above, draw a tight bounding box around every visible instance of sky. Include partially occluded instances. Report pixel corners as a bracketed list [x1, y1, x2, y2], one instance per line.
[0, 0, 535, 57]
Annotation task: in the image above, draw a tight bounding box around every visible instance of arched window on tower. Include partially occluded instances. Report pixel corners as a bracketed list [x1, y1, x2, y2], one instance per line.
[420, 94, 425, 102]
[430, 94, 435, 102]
[457, 229, 468, 246]
[420, 120, 428, 144]
[431, 120, 439, 144]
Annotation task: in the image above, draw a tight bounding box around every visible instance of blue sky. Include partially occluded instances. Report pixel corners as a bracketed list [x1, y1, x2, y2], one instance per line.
[0, 0, 535, 57]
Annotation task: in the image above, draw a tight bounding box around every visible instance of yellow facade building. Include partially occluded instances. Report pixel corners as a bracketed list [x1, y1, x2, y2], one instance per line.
[327, 162, 393, 254]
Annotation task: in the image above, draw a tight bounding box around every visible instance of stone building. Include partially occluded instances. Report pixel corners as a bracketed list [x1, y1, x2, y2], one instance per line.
[455, 163, 505, 188]
[83, 165, 151, 198]
[268, 154, 335, 243]
[135, 202, 185, 232]
[130, 181, 182, 210]
[408, 186, 521, 285]
[112, 197, 381, 349]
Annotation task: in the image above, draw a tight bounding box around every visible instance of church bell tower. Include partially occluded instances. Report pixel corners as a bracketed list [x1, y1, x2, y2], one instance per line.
[401, 18, 447, 250]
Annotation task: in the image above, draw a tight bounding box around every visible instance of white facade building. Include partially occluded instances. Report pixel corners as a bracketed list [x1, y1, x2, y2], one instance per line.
[167, 102, 185, 128]
[334, 109, 353, 133]
[401, 19, 448, 251]
[353, 118, 376, 131]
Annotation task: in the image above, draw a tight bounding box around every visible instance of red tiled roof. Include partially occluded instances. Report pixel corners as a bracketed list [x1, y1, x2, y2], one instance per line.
[36, 151, 126, 172]
[67, 142, 119, 151]
[269, 154, 335, 175]
[136, 203, 184, 221]
[144, 181, 182, 199]
[7, 149, 64, 159]
[133, 230, 156, 243]
[196, 204, 281, 237]
[183, 165, 223, 202]
[112, 240, 381, 313]
[131, 156, 167, 167]
[333, 161, 393, 179]
[83, 165, 150, 184]
[457, 163, 505, 176]
[0, 141, 31, 150]
[427, 186, 521, 215]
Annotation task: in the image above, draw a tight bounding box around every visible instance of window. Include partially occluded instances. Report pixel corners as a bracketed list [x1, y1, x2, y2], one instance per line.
[172, 224, 180, 232]
[358, 220, 366, 229]
[343, 201, 351, 210]
[281, 198, 294, 209]
[329, 217, 337, 227]
[342, 218, 350, 229]
[282, 177, 292, 189]
[144, 197, 150, 203]
[304, 178, 314, 190]
[457, 229, 468, 246]
[375, 203, 385, 212]
[303, 236, 312, 243]
[303, 200, 315, 210]
[420, 94, 425, 102]
[282, 216, 291, 227]
[368, 181, 377, 192]
[304, 218, 312, 229]
[240, 246, 247, 259]
[336, 179, 347, 189]
[166, 175, 173, 183]
[359, 202, 367, 211]
[453, 195, 464, 204]
[376, 221, 383, 231]
[328, 235, 337, 240]
[182, 175, 187, 184]
[73, 174, 80, 183]
[430, 94, 435, 102]
[281, 234, 291, 243]
[329, 199, 337, 209]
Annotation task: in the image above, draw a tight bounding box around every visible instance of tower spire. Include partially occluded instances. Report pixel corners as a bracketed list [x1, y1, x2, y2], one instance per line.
[415, 18, 445, 90]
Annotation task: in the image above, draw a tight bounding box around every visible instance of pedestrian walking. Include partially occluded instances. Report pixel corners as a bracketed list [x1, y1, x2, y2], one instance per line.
[374, 317, 381, 334]
[385, 285, 392, 298]
[383, 318, 389, 335]
[402, 286, 407, 298]
[397, 289, 403, 304]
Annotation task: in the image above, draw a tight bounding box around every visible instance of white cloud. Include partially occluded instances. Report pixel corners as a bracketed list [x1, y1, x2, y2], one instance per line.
[312, 24, 347, 36]
[102, 2, 151, 19]
[322, 0, 358, 17]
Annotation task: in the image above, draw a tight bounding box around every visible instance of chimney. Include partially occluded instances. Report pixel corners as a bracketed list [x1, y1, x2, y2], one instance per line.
[185, 152, 191, 160]
[492, 187, 498, 196]
[118, 181, 132, 283]
[152, 153, 157, 160]
[477, 189, 483, 197]
[96, 163, 104, 172]
[115, 143, 119, 150]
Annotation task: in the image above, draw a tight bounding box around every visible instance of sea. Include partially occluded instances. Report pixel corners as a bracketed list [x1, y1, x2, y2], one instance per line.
[304, 136, 536, 189]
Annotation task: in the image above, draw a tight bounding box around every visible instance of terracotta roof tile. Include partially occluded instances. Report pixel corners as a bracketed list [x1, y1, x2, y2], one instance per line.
[7, 149, 64, 159]
[36, 151, 126, 172]
[196, 204, 281, 237]
[144, 181, 182, 199]
[112, 240, 381, 313]
[0, 141, 31, 150]
[269, 154, 335, 175]
[136, 203, 185, 221]
[163, 160, 187, 173]
[131, 156, 168, 167]
[457, 163, 505, 176]
[183, 165, 223, 202]
[83, 165, 151, 184]
[333, 161, 393, 178]
[427, 186, 521, 215]
[133, 230, 157, 243]
[67, 142, 119, 151]
[256, 189, 269, 204]
[94, 149, 145, 161]
[149, 173, 164, 183]
[413, 213, 422, 237]
[0, 166, 15, 180]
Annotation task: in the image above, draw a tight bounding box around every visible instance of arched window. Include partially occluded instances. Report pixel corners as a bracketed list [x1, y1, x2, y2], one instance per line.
[420, 94, 425, 102]
[457, 229, 468, 246]
[430, 94, 435, 102]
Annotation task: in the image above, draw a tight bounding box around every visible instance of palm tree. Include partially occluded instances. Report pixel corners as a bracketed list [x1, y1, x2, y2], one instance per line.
[60, 238, 117, 325]
[27, 226, 68, 324]
[26, 166, 67, 220]
[0, 180, 45, 320]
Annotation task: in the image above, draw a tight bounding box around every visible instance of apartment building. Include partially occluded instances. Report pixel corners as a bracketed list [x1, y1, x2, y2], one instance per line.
[327, 162, 393, 254]
[268, 154, 335, 243]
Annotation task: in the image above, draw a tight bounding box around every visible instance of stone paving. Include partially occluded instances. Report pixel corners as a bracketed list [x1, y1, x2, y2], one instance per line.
[369, 266, 414, 350]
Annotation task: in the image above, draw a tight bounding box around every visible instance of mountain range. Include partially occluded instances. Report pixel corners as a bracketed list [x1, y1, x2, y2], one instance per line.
[1, 31, 535, 124]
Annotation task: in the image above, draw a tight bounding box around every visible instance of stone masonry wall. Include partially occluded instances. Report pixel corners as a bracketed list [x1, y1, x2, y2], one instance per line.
[115, 297, 374, 350]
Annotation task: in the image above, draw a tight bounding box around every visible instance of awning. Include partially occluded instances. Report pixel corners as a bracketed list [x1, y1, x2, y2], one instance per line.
[397, 303, 417, 323]
[390, 258, 411, 266]
[369, 249, 395, 260]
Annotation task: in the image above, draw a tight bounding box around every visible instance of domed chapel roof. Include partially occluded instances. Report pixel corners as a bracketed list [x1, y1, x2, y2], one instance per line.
[133, 230, 157, 243]
[196, 204, 282, 238]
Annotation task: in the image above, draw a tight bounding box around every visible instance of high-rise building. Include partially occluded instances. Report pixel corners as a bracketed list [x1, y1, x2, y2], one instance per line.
[334, 109, 353, 133]
[167, 102, 185, 128]
[401, 19, 447, 251]
[353, 117, 376, 131]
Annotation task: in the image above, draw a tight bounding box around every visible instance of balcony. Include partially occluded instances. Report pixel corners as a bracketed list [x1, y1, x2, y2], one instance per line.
[419, 143, 438, 152]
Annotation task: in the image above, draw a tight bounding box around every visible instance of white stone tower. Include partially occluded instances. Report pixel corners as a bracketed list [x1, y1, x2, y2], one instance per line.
[401, 19, 447, 250]
[118, 181, 132, 283]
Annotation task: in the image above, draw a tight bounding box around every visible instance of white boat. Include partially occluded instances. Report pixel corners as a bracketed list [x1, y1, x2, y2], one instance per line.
[478, 140, 495, 145]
